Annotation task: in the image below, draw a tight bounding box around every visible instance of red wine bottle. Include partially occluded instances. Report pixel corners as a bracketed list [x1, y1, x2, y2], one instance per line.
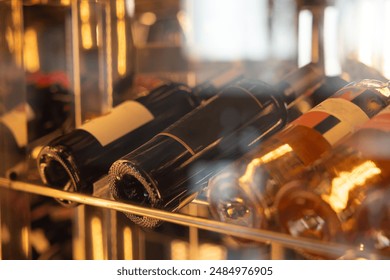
[176, 76, 348, 197]
[37, 71, 240, 206]
[108, 64, 327, 228]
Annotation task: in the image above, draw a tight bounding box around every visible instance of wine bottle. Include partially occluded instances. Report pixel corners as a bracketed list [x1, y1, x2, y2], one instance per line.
[108, 63, 326, 228]
[37, 70, 240, 205]
[26, 71, 73, 141]
[273, 105, 390, 258]
[207, 79, 390, 232]
[0, 72, 72, 179]
[161, 76, 347, 202]
[0, 105, 28, 178]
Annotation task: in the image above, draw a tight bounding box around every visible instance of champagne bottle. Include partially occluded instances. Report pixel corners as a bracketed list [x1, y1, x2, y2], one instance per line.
[208, 79, 390, 232]
[274, 105, 390, 258]
[108, 63, 326, 228]
[37, 71, 240, 205]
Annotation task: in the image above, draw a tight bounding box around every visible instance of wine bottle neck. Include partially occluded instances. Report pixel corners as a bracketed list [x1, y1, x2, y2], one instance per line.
[192, 68, 243, 101]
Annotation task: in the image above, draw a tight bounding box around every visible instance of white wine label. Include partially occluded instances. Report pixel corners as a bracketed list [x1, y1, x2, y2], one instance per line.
[292, 98, 369, 145]
[0, 104, 30, 148]
[80, 101, 154, 146]
[359, 105, 390, 132]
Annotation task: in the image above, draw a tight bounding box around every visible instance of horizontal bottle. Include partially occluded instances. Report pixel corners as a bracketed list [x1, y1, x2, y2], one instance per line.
[37, 71, 239, 205]
[26, 71, 73, 141]
[163, 76, 348, 200]
[108, 63, 327, 228]
[0, 73, 72, 179]
[274, 105, 390, 258]
[353, 187, 390, 258]
[0, 106, 27, 178]
[207, 79, 390, 232]
[37, 83, 196, 203]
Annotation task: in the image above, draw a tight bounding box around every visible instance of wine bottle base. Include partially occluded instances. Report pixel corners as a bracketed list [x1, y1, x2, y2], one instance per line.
[37, 146, 81, 207]
[109, 160, 163, 228]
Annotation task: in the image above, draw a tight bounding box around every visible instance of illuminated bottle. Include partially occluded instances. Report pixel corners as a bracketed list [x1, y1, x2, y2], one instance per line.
[108, 64, 328, 228]
[274, 104, 390, 258]
[208, 79, 390, 232]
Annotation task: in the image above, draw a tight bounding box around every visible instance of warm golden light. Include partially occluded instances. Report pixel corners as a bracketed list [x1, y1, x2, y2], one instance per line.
[115, 0, 127, 74]
[30, 229, 49, 254]
[171, 240, 188, 260]
[80, 0, 90, 22]
[199, 243, 226, 260]
[177, 10, 191, 39]
[21, 226, 30, 257]
[116, 0, 125, 19]
[60, 0, 71, 5]
[81, 23, 93, 50]
[23, 28, 40, 72]
[239, 158, 261, 187]
[260, 144, 293, 164]
[117, 19, 126, 76]
[6, 27, 14, 52]
[239, 144, 292, 189]
[123, 227, 133, 260]
[376, 86, 390, 98]
[11, 0, 23, 66]
[139, 12, 157, 26]
[90, 216, 104, 259]
[322, 161, 381, 213]
[80, 0, 93, 49]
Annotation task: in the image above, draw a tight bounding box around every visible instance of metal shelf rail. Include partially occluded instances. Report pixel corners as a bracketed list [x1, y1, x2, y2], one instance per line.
[0, 176, 385, 259]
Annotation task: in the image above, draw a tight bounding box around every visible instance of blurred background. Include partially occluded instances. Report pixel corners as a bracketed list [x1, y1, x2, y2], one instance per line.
[0, 0, 389, 260]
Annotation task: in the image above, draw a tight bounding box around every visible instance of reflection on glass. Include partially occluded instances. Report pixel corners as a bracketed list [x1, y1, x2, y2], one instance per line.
[23, 28, 40, 72]
[324, 6, 341, 76]
[182, 0, 269, 61]
[123, 226, 133, 260]
[170, 239, 226, 260]
[336, 0, 390, 79]
[298, 9, 313, 67]
[90, 216, 104, 260]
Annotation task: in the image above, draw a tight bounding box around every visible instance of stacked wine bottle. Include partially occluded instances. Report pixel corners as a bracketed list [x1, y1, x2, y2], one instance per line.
[207, 79, 390, 258]
[32, 63, 390, 259]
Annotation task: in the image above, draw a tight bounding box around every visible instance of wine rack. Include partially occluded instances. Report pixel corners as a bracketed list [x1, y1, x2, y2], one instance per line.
[2, 0, 390, 261]
[0, 175, 386, 260]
